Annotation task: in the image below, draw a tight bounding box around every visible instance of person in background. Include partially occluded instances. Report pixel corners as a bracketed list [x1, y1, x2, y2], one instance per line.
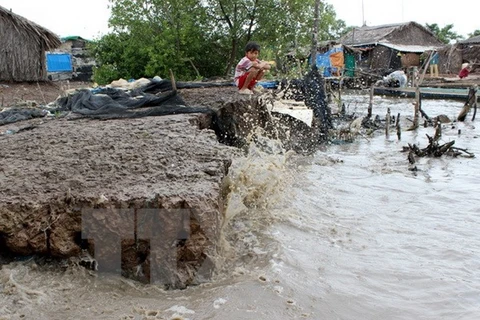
[429, 51, 439, 78]
[459, 63, 471, 79]
[380, 70, 408, 88]
[234, 41, 271, 95]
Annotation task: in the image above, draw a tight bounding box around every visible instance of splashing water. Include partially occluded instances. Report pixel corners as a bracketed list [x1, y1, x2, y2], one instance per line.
[1, 93, 480, 319]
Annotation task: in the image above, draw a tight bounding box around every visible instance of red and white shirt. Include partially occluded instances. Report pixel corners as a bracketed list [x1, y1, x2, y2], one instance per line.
[234, 56, 260, 85]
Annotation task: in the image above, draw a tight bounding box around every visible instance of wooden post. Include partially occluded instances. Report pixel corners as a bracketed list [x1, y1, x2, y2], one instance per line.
[413, 88, 420, 128]
[386, 108, 391, 137]
[458, 86, 477, 121]
[368, 85, 374, 118]
[472, 85, 478, 121]
[338, 77, 343, 113]
[396, 112, 401, 140]
[434, 119, 442, 141]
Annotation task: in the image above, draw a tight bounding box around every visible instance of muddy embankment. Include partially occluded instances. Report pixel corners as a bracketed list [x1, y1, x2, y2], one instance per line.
[0, 86, 318, 289]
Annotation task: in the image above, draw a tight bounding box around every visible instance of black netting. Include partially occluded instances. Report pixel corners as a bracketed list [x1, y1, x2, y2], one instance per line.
[53, 80, 210, 119]
[1, 80, 233, 126]
[0, 108, 48, 126]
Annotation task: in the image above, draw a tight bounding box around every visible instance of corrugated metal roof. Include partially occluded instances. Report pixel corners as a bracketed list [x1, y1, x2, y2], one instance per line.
[61, 36, 89, 42]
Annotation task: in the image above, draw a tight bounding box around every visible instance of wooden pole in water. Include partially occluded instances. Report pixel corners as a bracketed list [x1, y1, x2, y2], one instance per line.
[338, 78, 343, 114]
[413, 88, 420, 129]
[433, 119, 442, 141]
[385, 108, 391, 137]
[396, 112, 401, 140]
[458, 86, 477, 122]
[368, 85, 374, 118]
[472, 85, 478, 121]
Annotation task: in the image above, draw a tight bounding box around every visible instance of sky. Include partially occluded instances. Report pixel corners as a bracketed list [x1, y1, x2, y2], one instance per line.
[1, 0, 478, 39]
[325, 0, 479, 38]
[1, 0, 112, 40]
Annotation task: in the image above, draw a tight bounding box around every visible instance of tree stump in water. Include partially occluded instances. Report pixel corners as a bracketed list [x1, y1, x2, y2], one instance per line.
[403, 124, 475, 169]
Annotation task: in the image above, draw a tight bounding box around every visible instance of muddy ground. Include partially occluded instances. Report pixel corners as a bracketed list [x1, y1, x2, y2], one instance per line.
[0, 80, 253, 288]
[1, 77, 314, 289]
[0, 81, 92, 108]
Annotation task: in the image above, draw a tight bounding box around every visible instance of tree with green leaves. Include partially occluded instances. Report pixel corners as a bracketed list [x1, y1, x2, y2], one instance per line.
[90, 0, 348, 84]
[425, 23, 464, 44]
[468, 30, 480, 38]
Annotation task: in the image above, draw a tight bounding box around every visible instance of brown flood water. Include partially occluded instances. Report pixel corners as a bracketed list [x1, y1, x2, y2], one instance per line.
[1, 92, 479, 320]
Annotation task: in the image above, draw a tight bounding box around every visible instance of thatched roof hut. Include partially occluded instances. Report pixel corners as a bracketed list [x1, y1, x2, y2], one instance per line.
[436, 45, 462, 74]
[436, 36, 480, 75]
[462, 35, 480, 44]
[459, 35, 480, 65]
[339, 22, 443, 75]
[0, 5, 61, 81]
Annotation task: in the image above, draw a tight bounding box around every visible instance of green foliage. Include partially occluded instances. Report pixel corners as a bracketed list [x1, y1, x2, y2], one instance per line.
[91, 0, 349, 83]
[252, 1, 348, 61]
[425, 23, 464, 44]
[92, 64, 120, 85]
[468, 30, 480, 38]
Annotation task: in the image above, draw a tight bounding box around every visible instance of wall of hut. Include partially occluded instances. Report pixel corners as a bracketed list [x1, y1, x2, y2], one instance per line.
[0, 15, 47, 81]
[400, 53, 420, 68]
[461, 44, 480, 65]
[437, 45, 463, 75]
[55, 39, 95, 82]
[367, 46, 401, 74]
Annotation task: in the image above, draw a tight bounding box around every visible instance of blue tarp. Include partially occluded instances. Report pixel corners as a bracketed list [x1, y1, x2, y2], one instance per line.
[314, 47, 343, 77]
[46, 53, 72, 72]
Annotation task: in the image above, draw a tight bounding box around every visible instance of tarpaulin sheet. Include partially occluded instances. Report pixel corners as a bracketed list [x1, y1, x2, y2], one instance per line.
[46, 53, 73, 72]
